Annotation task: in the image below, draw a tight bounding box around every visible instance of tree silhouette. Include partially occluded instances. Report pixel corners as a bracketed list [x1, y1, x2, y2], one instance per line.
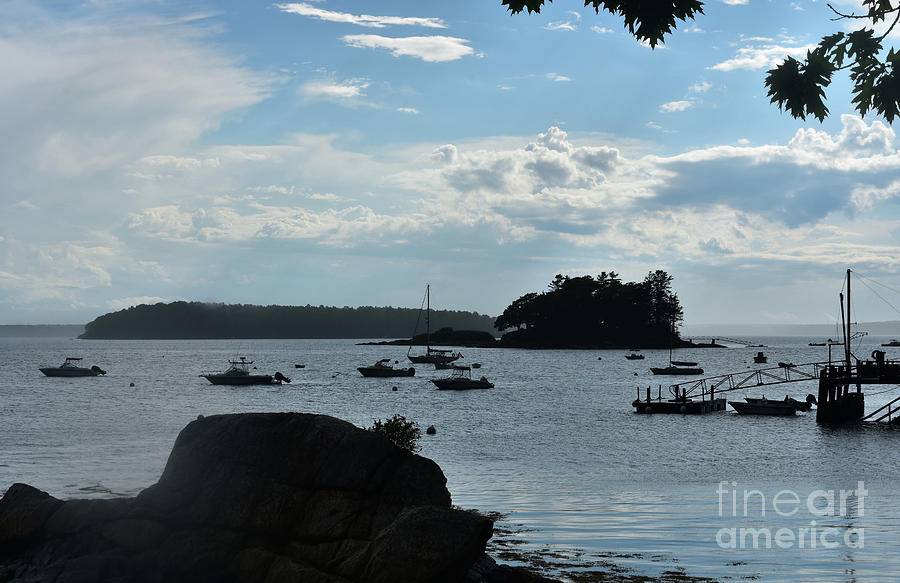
[495, 270, 685, 348]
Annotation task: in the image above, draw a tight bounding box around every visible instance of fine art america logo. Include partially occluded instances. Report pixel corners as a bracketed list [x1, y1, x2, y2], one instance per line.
[715, 481, 866, 549]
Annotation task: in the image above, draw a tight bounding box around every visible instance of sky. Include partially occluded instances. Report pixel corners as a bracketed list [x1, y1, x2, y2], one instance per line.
[3, 0, 900, 328]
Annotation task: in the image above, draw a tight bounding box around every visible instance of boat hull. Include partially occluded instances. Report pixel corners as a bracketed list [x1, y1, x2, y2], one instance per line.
[730, 397, 812, 416]
[730, 401, 797, 416]
[40, 367, 99, 377]
[357, 367, 415, 378]
[408, 354, 460, 364]
[203, 374, 277, 385]
[431, 379, 493, 390]
[650, 366, 704, 375]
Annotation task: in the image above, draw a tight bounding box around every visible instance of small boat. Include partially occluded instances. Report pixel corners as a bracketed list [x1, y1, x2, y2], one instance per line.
[431, 366, 494, 390]
[625, 353, 645, 360]
[882, 339, 900, 347]
[434, 361, 454, 370]
[670, 360, 698, 367]
[777, 361, 796, 368]
[40, 357, 106, 377]
[729, 395, 816, 416]
[650, 365, 704, 375]
[753, 351, 767, 364]
[201, 357, 290, 385]
[357, 359, 415, 378]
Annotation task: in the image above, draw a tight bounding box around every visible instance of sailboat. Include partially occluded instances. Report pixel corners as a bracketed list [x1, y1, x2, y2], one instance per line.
[407, 284, 463, 365]
[650, 322, 704, 375]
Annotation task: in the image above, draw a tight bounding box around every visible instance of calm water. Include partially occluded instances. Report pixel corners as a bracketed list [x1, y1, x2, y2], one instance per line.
[2, 336, 900, 582]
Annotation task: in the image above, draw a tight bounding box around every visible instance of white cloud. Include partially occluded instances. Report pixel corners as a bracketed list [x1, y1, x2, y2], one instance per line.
[712, 42, 816, 71]
[397, 107, 420, 114]
[591, 26, 614, 34]
[660, 100, 694, 113]
[546, 73, 572, 82]
[300, 78, 371, 103]
[690, 81, 713, 94]
[341, 34, 475, 62]
[0, 13, 270, 182]
[723, 0, 749, 4]
[276, 3, 446, 29]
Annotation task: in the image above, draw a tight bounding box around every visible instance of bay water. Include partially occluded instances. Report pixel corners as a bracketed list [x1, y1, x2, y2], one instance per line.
[2, 336, 900, 582]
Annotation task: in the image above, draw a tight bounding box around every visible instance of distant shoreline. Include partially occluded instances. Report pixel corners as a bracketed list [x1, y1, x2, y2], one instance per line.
[0, 324, 85, 338]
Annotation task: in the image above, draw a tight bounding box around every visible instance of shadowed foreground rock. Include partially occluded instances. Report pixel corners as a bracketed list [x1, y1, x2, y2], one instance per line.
[0, 413, 556, 583]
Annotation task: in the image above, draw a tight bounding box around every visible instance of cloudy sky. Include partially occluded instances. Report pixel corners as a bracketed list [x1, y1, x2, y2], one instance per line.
[3, 0, 900, 327]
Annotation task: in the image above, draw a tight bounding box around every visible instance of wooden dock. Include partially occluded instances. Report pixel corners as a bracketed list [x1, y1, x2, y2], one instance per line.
[633, 385, 727, 414]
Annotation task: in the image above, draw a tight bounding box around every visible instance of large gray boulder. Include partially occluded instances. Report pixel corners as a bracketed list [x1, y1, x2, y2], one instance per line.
[0, 413, 506, 583]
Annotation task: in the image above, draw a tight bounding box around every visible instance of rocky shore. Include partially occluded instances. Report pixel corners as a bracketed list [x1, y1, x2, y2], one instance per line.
[0, 413, 555, 583]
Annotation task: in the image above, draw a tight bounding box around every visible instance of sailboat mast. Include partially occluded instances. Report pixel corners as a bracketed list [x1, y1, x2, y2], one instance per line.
[425, 284, 431, 351]
[845, 269, 852, 369]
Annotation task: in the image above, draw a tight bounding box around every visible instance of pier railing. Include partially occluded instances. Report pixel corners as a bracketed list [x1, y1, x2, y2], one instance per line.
[671, 361, 833, 400]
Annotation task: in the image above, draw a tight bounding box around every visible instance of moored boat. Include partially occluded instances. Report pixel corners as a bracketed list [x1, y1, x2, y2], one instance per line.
[670, 360, 698, 367]
[625, 352, 645, 360]
[729, 395, 816, 416]
[650, 365, 704, 375]
[357, 359, 415, 378]
[201, 357, 290, 385]
[39, 357, 106, 377]
[753, 351, 767, 363]
[431, 366, 494, 390]
[882, 339, 900, 347]
[407, 285, 463, 365]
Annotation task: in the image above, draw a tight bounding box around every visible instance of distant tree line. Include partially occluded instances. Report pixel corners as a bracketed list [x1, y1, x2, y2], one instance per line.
[495, 270, 685, 348]
[79, 302, 496, 339]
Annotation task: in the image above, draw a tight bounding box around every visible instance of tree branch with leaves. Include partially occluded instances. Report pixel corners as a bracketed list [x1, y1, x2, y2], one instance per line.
[765, 1, 900, 123]
[504, 1, 900, 124]
[502, 0, 704, 48]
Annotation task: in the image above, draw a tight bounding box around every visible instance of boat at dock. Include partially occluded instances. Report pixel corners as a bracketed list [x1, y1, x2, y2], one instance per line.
[201, 357, 290, 385]
[431, 365, 493, 390]
[40, 357, 106, 377]
[729, 395, 816, 416]
[357, 359, 415, 378]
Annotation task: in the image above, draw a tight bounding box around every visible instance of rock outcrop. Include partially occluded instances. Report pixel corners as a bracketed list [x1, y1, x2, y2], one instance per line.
[0, 413, 540, 583]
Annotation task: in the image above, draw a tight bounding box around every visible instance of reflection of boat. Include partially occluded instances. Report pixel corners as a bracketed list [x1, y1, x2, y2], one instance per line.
[651, 365, 704, 375]
[625, 353, 645, 360]
[729, 395, 816, 416]
[753, 351, 767, 364]
[40, 357, 106, 377]
[407, 285, 462, 365]
[357, 359, 415, 378]
[882, 339, 900, 347]
[431, 366, 494, 390]
[202, 357, 290, 385]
